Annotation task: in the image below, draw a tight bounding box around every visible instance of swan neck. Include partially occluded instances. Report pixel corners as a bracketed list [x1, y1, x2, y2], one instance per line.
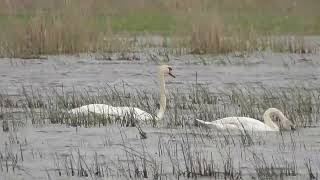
[156, 72, 166, 120]
[263, 109, 279, 130]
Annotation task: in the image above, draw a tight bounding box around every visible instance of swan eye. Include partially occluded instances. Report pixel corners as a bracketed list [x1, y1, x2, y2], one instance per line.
[168, 67, 172, 71]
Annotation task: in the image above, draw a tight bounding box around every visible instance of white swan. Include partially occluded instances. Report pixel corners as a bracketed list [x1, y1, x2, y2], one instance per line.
[68, 65, 175, 122]
[195, 108, 295, 132]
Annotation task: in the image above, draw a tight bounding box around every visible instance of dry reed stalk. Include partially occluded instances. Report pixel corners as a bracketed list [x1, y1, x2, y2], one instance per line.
[1, 0, 319, 56]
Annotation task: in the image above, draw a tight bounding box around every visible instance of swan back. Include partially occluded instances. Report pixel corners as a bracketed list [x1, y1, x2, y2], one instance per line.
[68, 104, 153, 121]
[196, 117, 277, 132]
[214, 117, 277, 131]
[68, 104, 110, 115]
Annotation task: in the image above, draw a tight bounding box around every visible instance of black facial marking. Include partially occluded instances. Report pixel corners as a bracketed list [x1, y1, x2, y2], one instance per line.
[168, 67, 172, 71]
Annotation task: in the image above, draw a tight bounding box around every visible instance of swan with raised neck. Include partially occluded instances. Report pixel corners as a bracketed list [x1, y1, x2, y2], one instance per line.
[156, 65, 175, 120]
[69, 65, 175, 122]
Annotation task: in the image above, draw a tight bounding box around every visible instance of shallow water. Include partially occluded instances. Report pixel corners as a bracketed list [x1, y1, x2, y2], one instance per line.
[0, 52, 319, 94]
[1, 52, 320, 179]
[1, 124, 319, 179]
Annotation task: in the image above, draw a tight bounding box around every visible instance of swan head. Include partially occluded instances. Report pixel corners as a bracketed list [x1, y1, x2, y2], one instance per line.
[265, 108, 295, 130]
[159, 65, 175, 78]
[277, 115, 296, 130]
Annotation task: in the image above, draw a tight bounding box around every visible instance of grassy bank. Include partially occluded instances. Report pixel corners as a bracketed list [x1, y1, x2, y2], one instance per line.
[0, 0, 320, 57]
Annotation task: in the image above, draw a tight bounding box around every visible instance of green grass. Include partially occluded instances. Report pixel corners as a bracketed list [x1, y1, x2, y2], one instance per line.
[0, 14, 31, 26]
[1, 11, 319, 35]
[0, 12, 177, 34]
[225, 14, 320, 35]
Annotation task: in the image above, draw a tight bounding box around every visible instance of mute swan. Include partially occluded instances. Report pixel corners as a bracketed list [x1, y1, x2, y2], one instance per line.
[68, 65, 175, 122]
[195, 108, 295, 132]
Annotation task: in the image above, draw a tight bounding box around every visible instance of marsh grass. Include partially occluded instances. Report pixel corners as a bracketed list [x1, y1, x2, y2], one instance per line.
[189, 21, 317, 55]
[252, 152, 298, 179]
[0, 83, 319, 129]
[41, 129, 246, 179]
[0, 127, 313, 179]
[0, 133, 26, 174]
[305, 159, 319, 179]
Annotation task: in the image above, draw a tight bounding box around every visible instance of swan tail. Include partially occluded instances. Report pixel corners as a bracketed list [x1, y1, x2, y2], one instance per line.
[195, 119, 211, 125]
[68, 107, 81, 114]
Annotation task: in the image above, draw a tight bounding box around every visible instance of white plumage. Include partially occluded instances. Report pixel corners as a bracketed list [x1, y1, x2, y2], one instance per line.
[196, 117, 277, 132]
[68, 104, 153, 121]
[68, 65, 175, 122]
[196, 108, 295, 132]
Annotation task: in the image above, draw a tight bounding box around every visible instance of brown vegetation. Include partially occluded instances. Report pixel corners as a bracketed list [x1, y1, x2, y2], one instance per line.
[0, 0, 319, 57]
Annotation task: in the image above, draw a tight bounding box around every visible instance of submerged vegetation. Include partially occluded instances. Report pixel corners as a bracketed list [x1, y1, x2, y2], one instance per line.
[0, 0, 320, 57]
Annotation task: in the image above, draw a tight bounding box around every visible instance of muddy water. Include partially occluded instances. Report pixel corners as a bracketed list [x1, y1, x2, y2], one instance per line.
[0, 52, 320, 179]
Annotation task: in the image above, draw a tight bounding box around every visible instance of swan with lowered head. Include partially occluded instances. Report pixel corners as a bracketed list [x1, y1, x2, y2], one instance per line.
[195, 108, 295, 132]
[68, 65, 175, 122]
